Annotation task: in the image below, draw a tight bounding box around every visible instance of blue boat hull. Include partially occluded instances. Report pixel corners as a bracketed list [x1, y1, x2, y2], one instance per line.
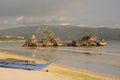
[0, 62, 51, 70]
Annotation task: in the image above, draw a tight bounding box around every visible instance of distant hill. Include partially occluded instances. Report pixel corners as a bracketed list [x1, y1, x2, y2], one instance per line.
[0, 25, 120, 41]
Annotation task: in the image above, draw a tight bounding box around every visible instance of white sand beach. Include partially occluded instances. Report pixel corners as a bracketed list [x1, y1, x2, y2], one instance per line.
[0, 52, 119, 80]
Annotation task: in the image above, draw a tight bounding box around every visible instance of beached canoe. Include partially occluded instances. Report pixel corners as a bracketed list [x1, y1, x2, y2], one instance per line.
[0, 59, 53, 70]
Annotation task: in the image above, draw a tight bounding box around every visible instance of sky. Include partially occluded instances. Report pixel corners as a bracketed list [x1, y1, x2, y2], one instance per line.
[0, 0, 120, 29]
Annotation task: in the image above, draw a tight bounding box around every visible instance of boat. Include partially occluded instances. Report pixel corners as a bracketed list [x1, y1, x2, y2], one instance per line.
[0, 59, 54, 70]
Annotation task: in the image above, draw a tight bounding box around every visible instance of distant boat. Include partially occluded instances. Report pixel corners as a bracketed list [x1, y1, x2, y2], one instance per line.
[0, 59, 54, 70]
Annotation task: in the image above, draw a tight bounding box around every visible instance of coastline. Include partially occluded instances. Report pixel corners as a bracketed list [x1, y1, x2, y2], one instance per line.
[0, 40, 25, 42]
[0, 52, 119, 80]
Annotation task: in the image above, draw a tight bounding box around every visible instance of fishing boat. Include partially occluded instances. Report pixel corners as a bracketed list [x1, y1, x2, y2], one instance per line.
[0, 59, 54, 70]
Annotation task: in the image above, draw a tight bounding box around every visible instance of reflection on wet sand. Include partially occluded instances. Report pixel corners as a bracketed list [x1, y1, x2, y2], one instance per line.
[83, 51, 96, 56]
[82, 51, 102, 56]
[28, 47, 58, 61]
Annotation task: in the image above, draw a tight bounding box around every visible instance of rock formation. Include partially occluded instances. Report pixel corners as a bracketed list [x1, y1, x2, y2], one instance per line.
[23, 35, 64, 47]
[23, 28, 107, 48]
[23, 35, 107, 47]
[99, 39, 107, 46]
[71, 36, 106, 47]
[23, 35, 40, 47]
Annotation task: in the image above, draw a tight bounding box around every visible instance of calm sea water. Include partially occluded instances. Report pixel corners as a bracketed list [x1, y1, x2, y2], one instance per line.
[0, 41, 120, 77]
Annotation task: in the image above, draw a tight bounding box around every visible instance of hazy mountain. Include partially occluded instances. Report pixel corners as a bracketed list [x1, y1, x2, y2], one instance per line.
[0, 25, 120, 41]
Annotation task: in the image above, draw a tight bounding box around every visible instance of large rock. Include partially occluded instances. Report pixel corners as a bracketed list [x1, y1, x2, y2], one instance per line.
[71, 36, 106, 47]
[23, 35, 64, 47]
[23, 35, 41, 47]
[23, 35, 107, 47]
[99, 39, 107, 46]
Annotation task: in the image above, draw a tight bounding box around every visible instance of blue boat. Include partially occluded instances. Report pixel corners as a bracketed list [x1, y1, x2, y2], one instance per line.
[0, 59, 54, 70]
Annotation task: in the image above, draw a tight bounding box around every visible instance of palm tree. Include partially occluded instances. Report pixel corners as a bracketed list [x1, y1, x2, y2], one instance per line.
[43, 29, 54, 39]
[83, 28, 92, 36]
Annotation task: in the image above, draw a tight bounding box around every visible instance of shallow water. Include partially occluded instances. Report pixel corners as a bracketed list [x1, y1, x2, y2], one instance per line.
[0, 41, 120, 77]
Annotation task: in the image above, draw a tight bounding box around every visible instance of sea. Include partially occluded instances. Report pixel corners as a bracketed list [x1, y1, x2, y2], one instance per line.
[0, 41, 120, 77]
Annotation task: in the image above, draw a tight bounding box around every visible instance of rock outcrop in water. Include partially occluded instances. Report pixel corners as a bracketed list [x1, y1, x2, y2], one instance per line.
[23, 28, 107, 47]
[23, 35, 40, 47]
[23, 35, 64, 47]
[39, 37, 63, 47]
[23, 35, 107, 47]
[99, 39, 107, 46]
[71, 36, 107, 47]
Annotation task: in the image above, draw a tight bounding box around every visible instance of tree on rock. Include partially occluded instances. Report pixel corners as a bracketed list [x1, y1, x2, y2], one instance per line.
[43, 29, 54, 40]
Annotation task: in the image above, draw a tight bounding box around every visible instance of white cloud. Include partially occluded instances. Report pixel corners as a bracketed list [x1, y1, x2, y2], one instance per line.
[77, 24, 89, 27]
[43, 17, 72, 25]
[109, 24, 120, 28]
[16, 16, 41, 24]
[95, 24, 120, 28]
[2, 20, 9, 27]
[16, 16, 72, 25]
[96, 25, 105, 28]
[60, 22, 70, 26]
[16, 16, 25, 23]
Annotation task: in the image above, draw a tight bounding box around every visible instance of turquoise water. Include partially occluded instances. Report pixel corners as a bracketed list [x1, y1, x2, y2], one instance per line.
[0, 41, 120, 77]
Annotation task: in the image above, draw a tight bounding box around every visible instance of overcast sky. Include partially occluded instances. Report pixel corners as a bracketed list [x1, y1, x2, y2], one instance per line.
[0, 0, 120, 28]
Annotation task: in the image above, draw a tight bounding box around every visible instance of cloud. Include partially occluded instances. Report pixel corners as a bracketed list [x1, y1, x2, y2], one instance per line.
[42, 17, 72, 25]
[16, 16, 72, 25]
[2, 20, 9, 27]
[60, 22, 70, 26]
[95, 24, 120, 28]
[55, 1, 84, 16]
[96, 25, 105, 28]
[0, 0, 120, 29]
[25, 17, 40, 24]
[77, 24, 89, 27]
[16, 16, 40, 24]
[16, 16, 25, 23]
[109, 24, 120, 28]
[0, 0, 84, 17]
[59, 17, 72, 22]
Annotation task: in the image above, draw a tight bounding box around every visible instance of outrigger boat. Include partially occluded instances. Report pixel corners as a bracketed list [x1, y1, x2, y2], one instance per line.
[0, 58, 54, 70]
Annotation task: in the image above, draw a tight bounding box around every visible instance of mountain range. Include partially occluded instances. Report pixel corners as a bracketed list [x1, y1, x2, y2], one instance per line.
[0, 25, 120, 41]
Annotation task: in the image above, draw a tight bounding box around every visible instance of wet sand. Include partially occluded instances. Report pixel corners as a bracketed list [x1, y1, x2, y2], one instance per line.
[0, 52, 119, 80]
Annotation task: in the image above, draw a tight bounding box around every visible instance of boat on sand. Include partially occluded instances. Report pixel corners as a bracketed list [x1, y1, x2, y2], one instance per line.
[0, 58, 54, 70]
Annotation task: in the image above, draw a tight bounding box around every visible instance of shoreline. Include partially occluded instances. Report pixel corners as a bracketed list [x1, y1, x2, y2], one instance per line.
[0, 40, 25, 42]
[0, 52, 119, 80]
